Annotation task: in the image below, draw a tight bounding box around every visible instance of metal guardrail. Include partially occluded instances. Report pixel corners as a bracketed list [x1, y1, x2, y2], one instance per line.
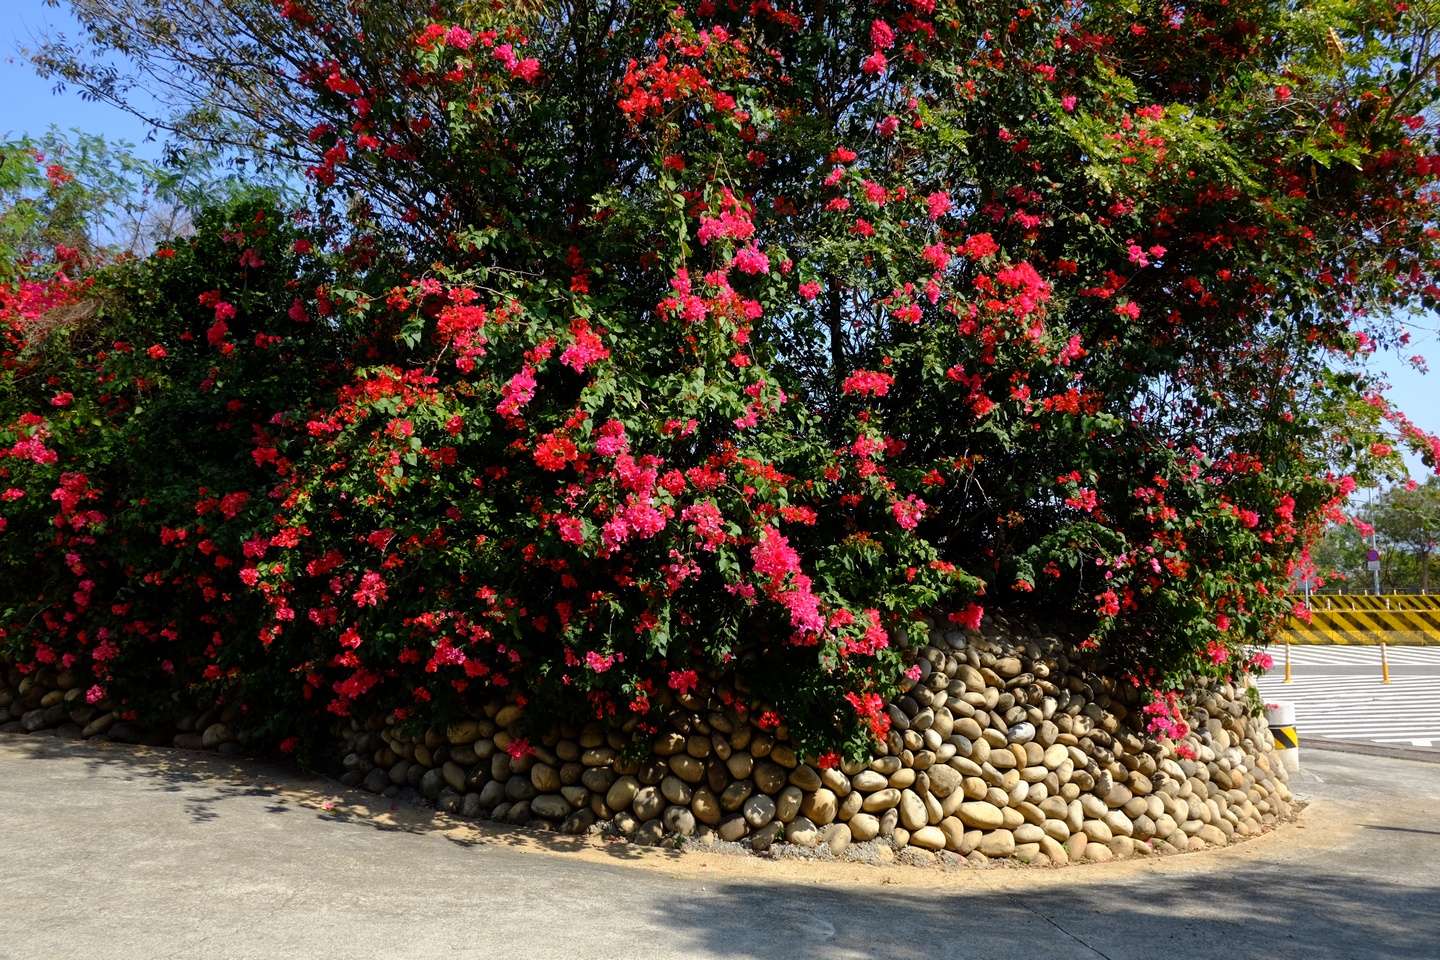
[1282, 593, 1440, 645]
[1310, 587, 1434, 596]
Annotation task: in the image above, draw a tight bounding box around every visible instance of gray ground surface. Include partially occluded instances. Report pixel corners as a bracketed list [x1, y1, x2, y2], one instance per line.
[1, 733, 1437, 960]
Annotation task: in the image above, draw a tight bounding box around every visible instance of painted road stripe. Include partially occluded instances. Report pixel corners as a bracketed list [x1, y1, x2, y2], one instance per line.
[1253, 672, 1440, 747]
[1256, 645, 1440, 665]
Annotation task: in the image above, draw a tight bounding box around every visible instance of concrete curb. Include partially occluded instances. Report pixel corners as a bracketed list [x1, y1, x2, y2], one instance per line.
[1304, 737, 1440, 764]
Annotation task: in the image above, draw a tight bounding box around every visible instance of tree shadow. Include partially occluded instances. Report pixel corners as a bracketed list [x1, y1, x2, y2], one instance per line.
[1360, 823, 1440, 836]
[651, 865, 1438, 960]
[0, 731, 689, 863]
[3, 731, 1437, 959]
[1, 730, 301, 826]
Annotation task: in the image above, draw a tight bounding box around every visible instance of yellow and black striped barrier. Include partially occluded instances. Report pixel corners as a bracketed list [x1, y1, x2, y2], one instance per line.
[1280, 594, 1440, 646]
[1272, 725, 1298, 750]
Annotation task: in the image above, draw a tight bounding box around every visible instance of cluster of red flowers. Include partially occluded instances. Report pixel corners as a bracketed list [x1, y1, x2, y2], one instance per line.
[2, 0, 1437, 758]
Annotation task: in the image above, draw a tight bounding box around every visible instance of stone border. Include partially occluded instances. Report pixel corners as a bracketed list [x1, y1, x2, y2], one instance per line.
[1, 615, 1295, 867]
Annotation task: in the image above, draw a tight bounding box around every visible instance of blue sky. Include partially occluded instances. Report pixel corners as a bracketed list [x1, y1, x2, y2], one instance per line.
[3, 0, 1437, 480]
[3, 0, 165, 161]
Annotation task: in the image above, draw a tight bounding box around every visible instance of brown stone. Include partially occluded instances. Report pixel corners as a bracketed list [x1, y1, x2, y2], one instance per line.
[800, 788, 838, 825]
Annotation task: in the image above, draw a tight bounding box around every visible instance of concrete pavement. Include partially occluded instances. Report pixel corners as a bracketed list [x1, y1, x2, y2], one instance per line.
[1, 732, 1437, 960]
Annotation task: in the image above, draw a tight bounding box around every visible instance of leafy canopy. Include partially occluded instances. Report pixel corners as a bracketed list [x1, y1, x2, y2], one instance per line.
[3, 0, 1439, 754]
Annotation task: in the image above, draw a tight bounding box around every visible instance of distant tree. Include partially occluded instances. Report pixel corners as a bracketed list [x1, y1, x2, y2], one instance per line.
[0, 127, 292, 279]
[1308, 520, 1367, 590]
[1371, 478, 1440, 592]
[1312, 479, 1440, 591]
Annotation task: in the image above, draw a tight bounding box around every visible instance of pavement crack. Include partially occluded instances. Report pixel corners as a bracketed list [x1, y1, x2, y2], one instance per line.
[1017, 898, 1114, 960]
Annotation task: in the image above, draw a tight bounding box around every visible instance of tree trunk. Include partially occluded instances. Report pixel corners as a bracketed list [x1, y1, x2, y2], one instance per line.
[826, 279, 844, 406]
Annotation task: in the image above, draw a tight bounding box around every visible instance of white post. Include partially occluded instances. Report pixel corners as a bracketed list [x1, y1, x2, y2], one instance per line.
[1265, 701, 1299, 772]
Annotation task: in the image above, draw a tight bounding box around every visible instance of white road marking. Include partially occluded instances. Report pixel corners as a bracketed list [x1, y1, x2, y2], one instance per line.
[1253, 671, 1440, 747]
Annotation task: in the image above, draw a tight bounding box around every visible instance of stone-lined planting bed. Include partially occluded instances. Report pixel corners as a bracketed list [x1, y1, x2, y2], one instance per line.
[0, 614, 1294, 866]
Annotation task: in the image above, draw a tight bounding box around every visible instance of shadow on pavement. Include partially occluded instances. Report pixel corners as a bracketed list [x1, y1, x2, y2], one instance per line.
[1360, 823, 1440, 836]
[654, 866, 1437, 960]
[4, 730, 1436, 960]
[0, 730, 689, 864]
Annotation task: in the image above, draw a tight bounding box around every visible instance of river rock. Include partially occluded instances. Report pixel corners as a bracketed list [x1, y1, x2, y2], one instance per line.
[888, 767, 916, 790]
[420, 768, 447, 800]
[606, 776, 640, 812]
[927, 763, 962, 798]
[726, 752, 754, 780]
[862, 788, 901, 813]
[958, 801, 1004, 830]
[775, 785, 803, 823]
[788, 764, 822, 791]
[1007, 721, 1036, 744]
[800, 788, 838, 825]
[633, 785, 665, 821]
[478, 780, 506, 809]
[939, 816, 966, 852]
[81, 712, 116, 739]
[899, 790, 928, 831]
[653, 731, 685, 756]
[530, 763, 561, 792]
[505, 777, 537, 802]
[786, 815, 820, 847]
[911, 825, 948, 851]
[1014, 822, 1045, 844]
[691, 787, 723, 826]
[664, 805, 697, 837]
[720, 779, 753, 812]
[669, 753, 705, 784]
[820, 766, 851, 797]
[446, 720, 484, 744]
[848, 813, 881, 841]
[634, 818, 666, 846]
[754, 762, 787, 794]
[561, 808, 597, 835]
[201, 723, 232, 748]
[744, 793, 777, 828]
[1104, 809, 1134, 838]
[581, 767, 615, 793]
[978, 829, 1016, 857]
[662, 775, 693, 806]
[852, 770, 889, 792]
[582, 746, 618, 767]
[718, 814, 750, 842]
[532, 794, 571, 820]
[1196, 823, 1228, 846]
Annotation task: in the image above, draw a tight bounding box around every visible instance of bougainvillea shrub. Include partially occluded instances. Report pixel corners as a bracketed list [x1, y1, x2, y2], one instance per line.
[5, 0, 1439, 755]
[0, 194, 351, 726]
